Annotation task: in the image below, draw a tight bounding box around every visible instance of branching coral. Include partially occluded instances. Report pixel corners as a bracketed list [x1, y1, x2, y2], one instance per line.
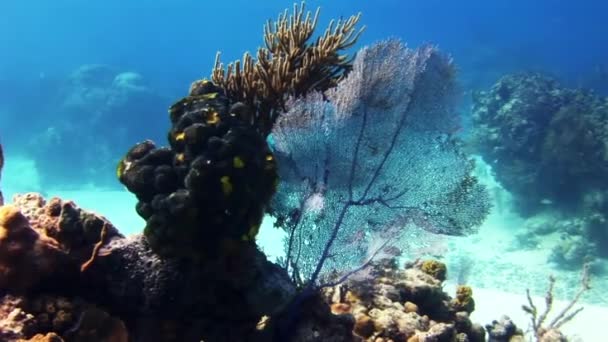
[271, 39, 489, 287]
[270, 39, 490, 340]
[212, 2, 364, 136]
[522, 264, 591, 341]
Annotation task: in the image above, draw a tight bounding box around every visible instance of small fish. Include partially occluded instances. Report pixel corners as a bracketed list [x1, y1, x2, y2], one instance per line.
[540, 198, 553, 205]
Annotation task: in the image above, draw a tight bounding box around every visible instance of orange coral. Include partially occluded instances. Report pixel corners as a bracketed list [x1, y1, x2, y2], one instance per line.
[0, 205, 65, 291]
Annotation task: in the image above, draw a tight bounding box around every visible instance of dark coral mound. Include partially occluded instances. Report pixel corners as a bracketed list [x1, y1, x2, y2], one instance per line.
[90, 235, 295, 341]
[117, 80, 278, 259]
[472, 72, 608, 216]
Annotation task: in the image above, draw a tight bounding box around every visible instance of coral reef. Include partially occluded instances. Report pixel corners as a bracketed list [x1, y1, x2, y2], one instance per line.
[0, 4, 531, 342]
[117, 81, 278, 259]
[212, 2, 364, 136]
[0, 192, 296, 341]
[549, 233, 597, 271]
[320, 259, 486, 342]
[2, 190, 562, 341]
[522, 264, 591, 342]
[0, 205, 65, 291]
[514, 214, 601, 271]
[451, 285, 475, 314]
[22, 64, 170, 188]
[0, 294, 128, 342]
[90, 234, 295, 323]
[271, 39, 490, 286]
[472, 72, 608, 265]
[472, 73, 608, 215]
[420, 260, 448, 282]
[485, 316, 524, 342]
[0, 193, 121, 292]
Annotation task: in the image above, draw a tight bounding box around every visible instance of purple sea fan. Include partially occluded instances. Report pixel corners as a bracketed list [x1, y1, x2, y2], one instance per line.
[270, 39, 490, 286]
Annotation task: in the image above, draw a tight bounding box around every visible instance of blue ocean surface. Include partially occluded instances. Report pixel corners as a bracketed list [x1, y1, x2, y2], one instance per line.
[1, 1, 607, 341]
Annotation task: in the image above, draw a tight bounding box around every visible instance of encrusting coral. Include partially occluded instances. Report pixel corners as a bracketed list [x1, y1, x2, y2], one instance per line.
[0, 205, 65, 291]
[0, 294, 128, 342]
[0, 193, 123, 292]
[319, 259, 486, 342]
[212, 2, 364, 136]
[420, 259, 448, 282]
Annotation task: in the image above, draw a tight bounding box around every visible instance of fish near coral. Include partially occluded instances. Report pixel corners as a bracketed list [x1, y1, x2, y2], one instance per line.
[0, 205, 66, 291]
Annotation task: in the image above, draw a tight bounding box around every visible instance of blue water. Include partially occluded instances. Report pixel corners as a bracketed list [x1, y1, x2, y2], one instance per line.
[2, 0, 606, 187]
[2, 1, 607, 94]
[1, 1, 607, 339]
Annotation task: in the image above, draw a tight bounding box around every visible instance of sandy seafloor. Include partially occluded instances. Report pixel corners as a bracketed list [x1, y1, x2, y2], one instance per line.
[2, 153, 605, 341]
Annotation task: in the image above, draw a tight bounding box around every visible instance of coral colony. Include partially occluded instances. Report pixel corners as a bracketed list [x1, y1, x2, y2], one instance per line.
[0, 3, 591, 342]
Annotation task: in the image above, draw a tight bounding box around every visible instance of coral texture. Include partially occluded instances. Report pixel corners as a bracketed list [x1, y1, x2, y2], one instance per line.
[0, 294, 128, 342]
[118, 81, 278, 259]
[320, 259, 486, 342]
[0, 193, 296, 341]
[0, 193, 121, 292]
[271, 39, 490, 285]
[212, 2, 364, 136]
[472, 72, 608, 262]
[472, 72, 608, 215]
[0, 205, 65, 291]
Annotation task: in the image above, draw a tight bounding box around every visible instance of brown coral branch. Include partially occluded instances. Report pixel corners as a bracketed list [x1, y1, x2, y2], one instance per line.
[211, 1, 364, 136]
[548, 263, 591, 329]
[522, 263, 591, 341]
[536, 275, 555, 329]
[80, 222, 109, 272]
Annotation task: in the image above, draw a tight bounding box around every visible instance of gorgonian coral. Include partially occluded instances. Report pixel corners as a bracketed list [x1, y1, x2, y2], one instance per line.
[212, 2, 364, 136]
[270, 39, 490, 286]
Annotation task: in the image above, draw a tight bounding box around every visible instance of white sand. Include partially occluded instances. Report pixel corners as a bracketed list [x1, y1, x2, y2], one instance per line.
[456, 285, 603, 342]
